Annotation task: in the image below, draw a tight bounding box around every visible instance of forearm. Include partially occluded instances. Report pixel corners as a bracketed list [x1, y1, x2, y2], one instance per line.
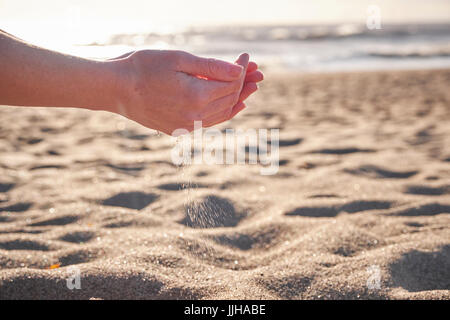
[0, 30, 122, 111]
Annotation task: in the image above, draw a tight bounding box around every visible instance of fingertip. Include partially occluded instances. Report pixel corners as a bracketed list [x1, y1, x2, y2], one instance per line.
[247, 61, 258, 73]
[245, 71, 264, 83]
[236, 53, 250, 66]
[255, 71, 264, 82]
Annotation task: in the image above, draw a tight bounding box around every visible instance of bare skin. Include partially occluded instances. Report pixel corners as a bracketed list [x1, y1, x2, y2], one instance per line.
[0, 30, 263, 135]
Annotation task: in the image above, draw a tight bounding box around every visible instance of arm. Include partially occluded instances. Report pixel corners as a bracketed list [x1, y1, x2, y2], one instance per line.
[0, 30, 263, 135]
[0, 30, 120, 110]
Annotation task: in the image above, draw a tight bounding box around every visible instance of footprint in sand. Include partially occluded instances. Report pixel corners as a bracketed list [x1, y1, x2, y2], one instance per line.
[29, 215, 79, 227]
[270, 138, 303, 147]
[0, 202, 33, 213]
[181, 195, 246, 228]
[258, 274, 314, 299]
[389, 203, 450, 216]
[17, 137, 43, 145]
[157, 182, 209, 191]
[406, 126, 435, 146]
[0, 274, 163, 299]
[102, 192, 159, 210]
[211, 223, 287, 251]
[29, 164, 66, 171]
[0, 183, 15, 193]
[389, 245, 450, 292]
[46, 149, 62, 156]
[404, 185, 450, 196]
[285, 200, 393, 217]
[344, 165, 418, 179]
[115, 129, 150, 141]
[105, 163, 146, 176]
[0, 216, 15, 223]
[244, 137, 303, 155]
[310, 147, 375, 155]
[58, 231, 96, 243]
[0, 239, 54, 251]
[57, 248, 102, 266]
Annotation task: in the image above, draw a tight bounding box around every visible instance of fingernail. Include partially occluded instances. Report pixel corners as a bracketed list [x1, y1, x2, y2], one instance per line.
[228, 64, 243, 77]
[239, 53, 250, 64]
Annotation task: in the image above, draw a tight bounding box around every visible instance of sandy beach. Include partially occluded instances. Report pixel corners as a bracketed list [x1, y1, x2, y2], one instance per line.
[0, 68, 449, 299]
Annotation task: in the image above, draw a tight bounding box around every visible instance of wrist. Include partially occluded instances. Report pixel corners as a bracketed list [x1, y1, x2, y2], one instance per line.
[87, 59, 131, 114]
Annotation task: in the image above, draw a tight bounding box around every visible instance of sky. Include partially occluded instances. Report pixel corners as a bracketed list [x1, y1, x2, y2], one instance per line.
[1, 0, 449, 45]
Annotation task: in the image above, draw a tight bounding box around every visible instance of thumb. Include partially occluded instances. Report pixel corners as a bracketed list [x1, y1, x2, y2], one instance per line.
[178, 52, 243, 81]
[235, 52, 250, 92]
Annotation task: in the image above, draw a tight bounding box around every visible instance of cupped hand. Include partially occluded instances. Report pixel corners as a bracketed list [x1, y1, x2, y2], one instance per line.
[110, 50, 263, 135]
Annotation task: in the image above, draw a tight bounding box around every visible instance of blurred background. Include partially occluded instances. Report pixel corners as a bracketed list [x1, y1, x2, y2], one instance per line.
[1, 0, 450, 72]
[1, 1, 450, 301]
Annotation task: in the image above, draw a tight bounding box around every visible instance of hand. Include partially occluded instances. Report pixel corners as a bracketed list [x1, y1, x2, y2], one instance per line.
[109, 50, 263, 135]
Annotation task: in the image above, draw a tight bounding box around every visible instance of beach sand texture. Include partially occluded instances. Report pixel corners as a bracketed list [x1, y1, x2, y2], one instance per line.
[0, 69, 449, 299]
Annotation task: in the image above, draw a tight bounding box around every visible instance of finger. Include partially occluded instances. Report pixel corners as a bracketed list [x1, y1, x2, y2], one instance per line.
[238, 82, 258, 102]
[178, 52, 243, 81]
[247, 61, 258, 73]
[197, 77, 242, 102]
[195, 53, 250, 101]
[194, 61, 256, 80]
[245, 70, 264, 83]
[204, 54, 249, 121]
[234, 53, 250, 92]
[204, 80, 256, 119]
[206, 57, 251, 126]
[228, 101, 247, 119]
[107, 51, 136, 60]
[235, 53, 250, 75]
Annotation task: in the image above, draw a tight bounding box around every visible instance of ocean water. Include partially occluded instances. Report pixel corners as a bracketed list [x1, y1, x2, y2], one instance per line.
[67, 23, 450, 72]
